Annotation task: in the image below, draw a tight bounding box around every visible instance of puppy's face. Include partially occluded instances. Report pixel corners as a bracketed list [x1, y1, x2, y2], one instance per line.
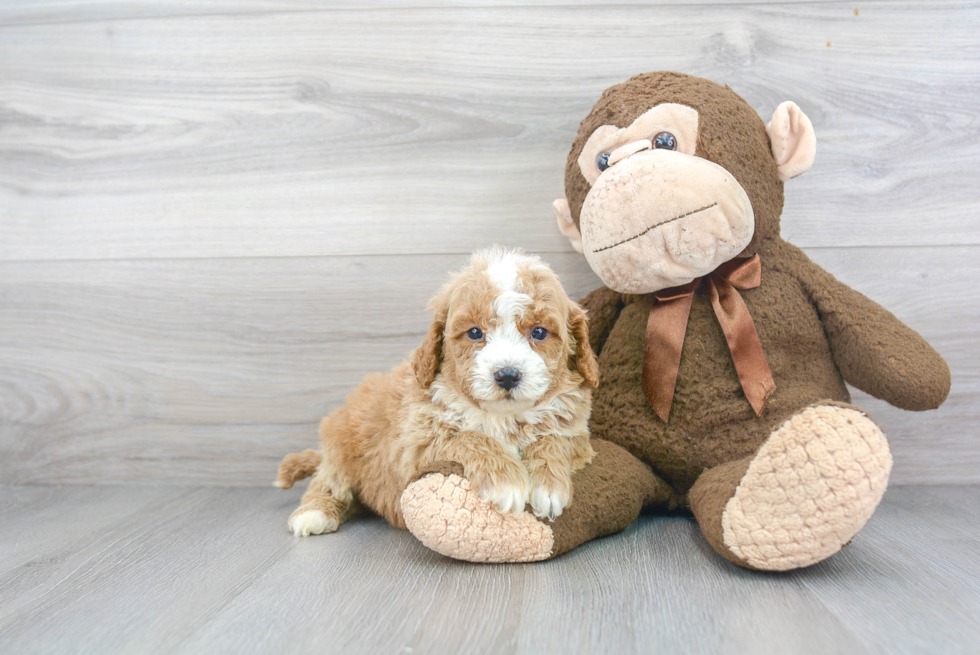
[412, 249, 598, 414]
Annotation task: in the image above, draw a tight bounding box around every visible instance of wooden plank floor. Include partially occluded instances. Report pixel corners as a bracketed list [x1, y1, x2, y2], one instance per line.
[0, 484, 977, 654]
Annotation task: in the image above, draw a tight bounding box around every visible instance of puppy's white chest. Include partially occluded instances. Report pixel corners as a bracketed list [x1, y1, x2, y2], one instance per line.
[464, 412, 532, 454]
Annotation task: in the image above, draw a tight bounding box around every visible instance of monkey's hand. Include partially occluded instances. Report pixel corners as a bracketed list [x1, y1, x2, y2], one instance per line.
[793, 245, 950, 411]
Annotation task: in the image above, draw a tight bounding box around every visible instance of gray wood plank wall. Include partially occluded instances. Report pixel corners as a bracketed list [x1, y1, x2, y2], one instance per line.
[1, 1, 978, 485]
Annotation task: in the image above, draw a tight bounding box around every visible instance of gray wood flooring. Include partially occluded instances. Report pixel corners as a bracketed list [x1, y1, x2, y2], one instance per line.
[0, 484, 977, 655]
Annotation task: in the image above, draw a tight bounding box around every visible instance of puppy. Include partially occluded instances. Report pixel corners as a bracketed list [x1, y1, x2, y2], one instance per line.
[275, 247, 599, 537]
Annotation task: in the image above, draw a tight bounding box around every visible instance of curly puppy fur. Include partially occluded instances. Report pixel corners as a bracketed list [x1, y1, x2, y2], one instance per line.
[277, 247, 598, 537]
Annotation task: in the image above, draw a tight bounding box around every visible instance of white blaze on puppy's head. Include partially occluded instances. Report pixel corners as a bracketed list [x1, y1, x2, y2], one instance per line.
[412, 246, 599, 420]
[472, 249, 552, 411]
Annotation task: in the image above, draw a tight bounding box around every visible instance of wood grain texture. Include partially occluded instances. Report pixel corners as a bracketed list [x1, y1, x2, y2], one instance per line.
[0, 486, 178, 606]
[0, 3, 974, 650]
[0, 1, 888, 28]
[0, 484, 976, 654]
[1, 2, 978, 262]
[0, 2, 976, 487]
[1, 246, 975, 486]
[795, 485, 980, 654]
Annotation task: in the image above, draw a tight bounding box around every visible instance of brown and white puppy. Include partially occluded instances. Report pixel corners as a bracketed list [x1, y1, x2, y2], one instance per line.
[275, 247, 599, 537]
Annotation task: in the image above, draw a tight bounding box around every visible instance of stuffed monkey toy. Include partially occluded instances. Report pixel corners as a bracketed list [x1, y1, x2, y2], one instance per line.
[399, 72, 950, 570]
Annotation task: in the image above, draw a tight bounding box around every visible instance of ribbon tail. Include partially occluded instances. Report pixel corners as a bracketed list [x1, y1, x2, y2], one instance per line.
[643, 287, 696, 423]
[708, 276, 776, 416]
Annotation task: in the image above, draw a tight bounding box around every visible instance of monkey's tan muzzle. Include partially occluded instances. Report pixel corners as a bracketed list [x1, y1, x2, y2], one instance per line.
[580, 149, 755, 295]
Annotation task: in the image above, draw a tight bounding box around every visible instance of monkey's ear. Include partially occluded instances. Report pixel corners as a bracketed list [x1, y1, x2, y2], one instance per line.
[553, 198, 584, 254]
[766, 101, 816, 182]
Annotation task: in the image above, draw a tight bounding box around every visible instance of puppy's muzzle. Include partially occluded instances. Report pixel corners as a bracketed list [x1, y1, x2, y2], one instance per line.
[494, 367, 522, 391]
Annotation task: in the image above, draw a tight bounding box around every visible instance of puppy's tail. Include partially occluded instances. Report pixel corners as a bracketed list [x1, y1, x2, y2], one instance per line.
[274, 448, 322, 489]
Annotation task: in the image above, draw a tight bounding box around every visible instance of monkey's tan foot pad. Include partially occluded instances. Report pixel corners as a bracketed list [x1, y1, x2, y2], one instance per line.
[723, 405, 892, 571]
[401, 473, 554, 563]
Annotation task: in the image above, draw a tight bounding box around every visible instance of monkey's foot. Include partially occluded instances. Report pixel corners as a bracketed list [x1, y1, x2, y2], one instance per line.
[403, 443, 668, 563]
[698, 404, 892, 571]
[401, 464, 554, 563]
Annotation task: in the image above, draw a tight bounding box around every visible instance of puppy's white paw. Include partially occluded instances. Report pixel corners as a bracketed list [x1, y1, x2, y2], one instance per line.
[530, 485, 568, 521]
[289, 509, 339, 537]
[478, 482, 530, 515]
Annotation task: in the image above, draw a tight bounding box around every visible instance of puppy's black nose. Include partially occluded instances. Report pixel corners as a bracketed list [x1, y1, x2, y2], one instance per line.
[494, 367, 522, 391]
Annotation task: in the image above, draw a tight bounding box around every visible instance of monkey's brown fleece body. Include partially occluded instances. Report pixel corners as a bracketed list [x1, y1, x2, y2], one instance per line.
[401, 72, 950, 569]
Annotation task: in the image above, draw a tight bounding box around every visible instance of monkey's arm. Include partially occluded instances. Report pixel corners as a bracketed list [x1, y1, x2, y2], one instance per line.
[578, 287, 624, 357]
[788, 245, 950, 411]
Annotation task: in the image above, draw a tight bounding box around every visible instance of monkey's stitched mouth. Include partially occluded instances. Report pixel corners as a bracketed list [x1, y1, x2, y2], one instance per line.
[591, 203, 718, 253]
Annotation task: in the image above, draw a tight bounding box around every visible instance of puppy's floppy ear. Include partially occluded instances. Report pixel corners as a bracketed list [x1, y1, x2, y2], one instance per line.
[412, 292, 449, 389]
[568, 303, 600, 388]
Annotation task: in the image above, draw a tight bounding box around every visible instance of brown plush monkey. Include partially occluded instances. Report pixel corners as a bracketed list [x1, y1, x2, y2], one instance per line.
[400, 72, 950, 570]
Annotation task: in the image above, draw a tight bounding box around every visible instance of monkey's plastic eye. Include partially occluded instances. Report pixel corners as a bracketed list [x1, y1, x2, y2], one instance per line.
[596, 152, 611, 172]
[653, 132, 677, 150]
[530, 327, 549, 341]
[466, 327, 484, 341]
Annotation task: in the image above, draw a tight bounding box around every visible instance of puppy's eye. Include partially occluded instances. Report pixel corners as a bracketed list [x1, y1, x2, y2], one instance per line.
[653, 132, 676, 150]
[466, 327, 484, 341]
[596, 152, 611, 172]
[530, 327, 549, 341]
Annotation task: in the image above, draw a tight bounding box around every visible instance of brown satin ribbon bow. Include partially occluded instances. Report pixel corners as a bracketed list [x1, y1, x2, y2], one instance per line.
[642, 254, 776, 423]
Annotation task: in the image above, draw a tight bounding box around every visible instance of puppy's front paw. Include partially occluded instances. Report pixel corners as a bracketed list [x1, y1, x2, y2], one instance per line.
[482, 483, 530, 515]
[288, 508, 339, 537]
[530, 482, 570, 521]
[470, 464, 531, 515]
